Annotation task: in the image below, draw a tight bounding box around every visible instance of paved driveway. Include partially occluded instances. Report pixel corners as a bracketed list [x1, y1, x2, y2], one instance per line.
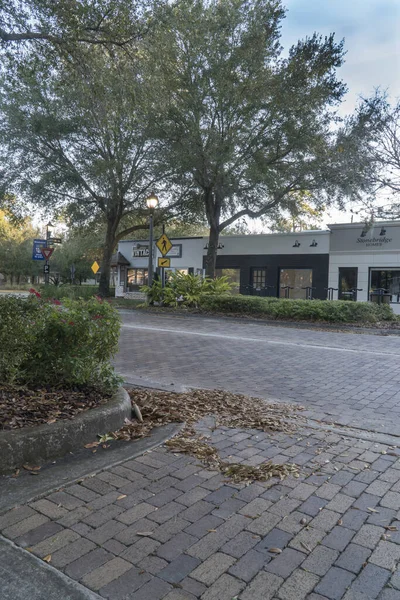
[115, 311, 400, 437]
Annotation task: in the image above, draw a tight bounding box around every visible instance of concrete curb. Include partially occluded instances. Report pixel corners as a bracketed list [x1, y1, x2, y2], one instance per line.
[0, 387, 132, 475]
[0, 422, 183, 513]
[0, 536, 102, 600]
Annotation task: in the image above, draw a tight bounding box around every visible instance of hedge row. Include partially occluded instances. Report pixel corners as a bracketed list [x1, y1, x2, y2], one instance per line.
[199, 295, 396, 323]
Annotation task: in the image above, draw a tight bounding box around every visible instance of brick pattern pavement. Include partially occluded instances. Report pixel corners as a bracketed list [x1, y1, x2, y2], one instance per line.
[3, 419, 400, 599]
[116, 312, 400, 436]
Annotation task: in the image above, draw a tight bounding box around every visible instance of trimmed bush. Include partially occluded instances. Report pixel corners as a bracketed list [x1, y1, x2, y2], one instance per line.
[200, 295, 396, 323]
[0, 293, 121, 391]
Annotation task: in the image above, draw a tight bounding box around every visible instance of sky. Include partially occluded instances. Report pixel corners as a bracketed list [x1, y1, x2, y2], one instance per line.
[277, 0, 400, 228]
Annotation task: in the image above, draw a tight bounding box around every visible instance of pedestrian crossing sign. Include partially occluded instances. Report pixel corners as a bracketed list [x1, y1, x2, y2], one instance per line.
[156, 233, 173, 256]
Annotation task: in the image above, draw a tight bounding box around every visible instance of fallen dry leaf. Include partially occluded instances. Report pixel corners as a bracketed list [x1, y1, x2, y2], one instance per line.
[136, 532, 154, 536]
[84, 442, 99, 449]
[300, 542, 311, 552]
[268, 548, 282, 554]
[386, 526, 398, 531]
[43, 555, 51, 563]
[367, 507, 379, 513]
[23, 464, 41, 471]
[117, 495, 127, 500]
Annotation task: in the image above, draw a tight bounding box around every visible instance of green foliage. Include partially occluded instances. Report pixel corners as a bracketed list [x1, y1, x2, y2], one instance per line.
[0, 294, 121, 391]
[0, 295, 42, 382]
[39, 285, 115, 300]
[200, 295, 396, 324]
[142, 273, 233, 308]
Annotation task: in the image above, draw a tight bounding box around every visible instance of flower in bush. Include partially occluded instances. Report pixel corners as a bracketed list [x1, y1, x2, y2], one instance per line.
[29, 288, 41, 298]
[52, 298, 62, 305]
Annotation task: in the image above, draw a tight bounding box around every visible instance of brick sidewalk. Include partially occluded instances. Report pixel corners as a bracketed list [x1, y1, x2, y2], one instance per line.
[2, 420, 400, 600]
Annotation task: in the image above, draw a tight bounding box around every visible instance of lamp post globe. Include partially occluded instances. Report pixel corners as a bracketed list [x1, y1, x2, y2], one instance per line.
[146, 192, 159, 212]
[145, 192, 159, 287]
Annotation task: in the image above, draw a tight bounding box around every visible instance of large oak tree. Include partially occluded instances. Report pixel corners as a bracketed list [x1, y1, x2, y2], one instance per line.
[0, 43, 176, 295]
[147, 0, 374, 277]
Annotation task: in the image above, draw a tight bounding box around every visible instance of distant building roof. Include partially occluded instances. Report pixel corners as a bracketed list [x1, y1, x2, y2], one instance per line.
[111, 251, 130, 267]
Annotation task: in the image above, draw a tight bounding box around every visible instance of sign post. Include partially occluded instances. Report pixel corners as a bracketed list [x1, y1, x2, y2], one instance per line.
[156, 229, 173, 292]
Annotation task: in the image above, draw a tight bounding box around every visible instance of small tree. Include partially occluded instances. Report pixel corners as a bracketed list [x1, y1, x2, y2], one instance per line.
[147, 0, 373, 277]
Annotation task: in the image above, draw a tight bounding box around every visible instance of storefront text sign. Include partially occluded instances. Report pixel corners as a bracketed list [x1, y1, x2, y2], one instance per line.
[132, 248, 149, 257]
[357, 236, 393, 248]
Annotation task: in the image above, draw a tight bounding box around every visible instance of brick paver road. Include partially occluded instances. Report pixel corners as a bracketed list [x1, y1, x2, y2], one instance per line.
[3, 419, 400, 600]
[116, 311, 400, 436]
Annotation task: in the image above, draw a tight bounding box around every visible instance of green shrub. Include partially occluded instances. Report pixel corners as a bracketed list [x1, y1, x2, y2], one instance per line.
[142, 273, 233, 307]
[0, 293, 122, 391]
[200, 295, 396, 323]
[0, 295, 43, 383]
[39, 285, 115, 300]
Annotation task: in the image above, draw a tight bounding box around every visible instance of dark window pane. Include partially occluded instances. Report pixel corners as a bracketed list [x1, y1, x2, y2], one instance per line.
[215, 268, 241, 294]
[279, 269, 312, 299]
[370, 269, 400, 302]
[338, 267, 358, 300]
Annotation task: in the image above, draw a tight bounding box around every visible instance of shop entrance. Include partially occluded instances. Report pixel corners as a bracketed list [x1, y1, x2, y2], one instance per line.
[338, 267, 358, 300]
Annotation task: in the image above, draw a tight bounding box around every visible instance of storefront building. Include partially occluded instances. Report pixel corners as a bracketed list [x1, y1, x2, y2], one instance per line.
[115, 221, 400, 314]
[328, 222, 400, 314]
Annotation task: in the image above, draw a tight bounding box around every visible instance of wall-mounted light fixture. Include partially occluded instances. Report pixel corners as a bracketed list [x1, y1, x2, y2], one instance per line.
[310, 240, 318, 247]
[293, 240, 301, 248]
[380, 227, 386, 236]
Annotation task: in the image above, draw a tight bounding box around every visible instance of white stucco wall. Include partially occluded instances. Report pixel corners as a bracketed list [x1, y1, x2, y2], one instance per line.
[217, 230, 330, 256]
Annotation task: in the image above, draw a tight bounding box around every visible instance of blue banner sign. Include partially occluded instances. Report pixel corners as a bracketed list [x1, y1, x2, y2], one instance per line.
[32, 239, 46, 260]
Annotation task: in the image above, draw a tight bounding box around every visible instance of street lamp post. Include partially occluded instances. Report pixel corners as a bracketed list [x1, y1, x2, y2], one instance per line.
[145, 192, 159, 287]
[45, 221, 54, 285]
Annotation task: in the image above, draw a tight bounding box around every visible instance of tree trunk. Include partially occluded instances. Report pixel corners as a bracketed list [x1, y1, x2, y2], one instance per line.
[99, 218, 117, 297]
[205, 224, 219, 279]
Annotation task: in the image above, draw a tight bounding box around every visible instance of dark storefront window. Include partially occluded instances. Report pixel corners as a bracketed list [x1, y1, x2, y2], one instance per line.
[279, 268, 312, 299]
[371, 269, 400, 303]
[127, 268, 148, 290]
[338, 267, 358, 300]
[215, 268, 241, 294]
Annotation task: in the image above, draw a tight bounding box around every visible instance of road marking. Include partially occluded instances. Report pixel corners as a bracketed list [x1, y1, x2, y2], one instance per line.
[121, 323, 399, 357]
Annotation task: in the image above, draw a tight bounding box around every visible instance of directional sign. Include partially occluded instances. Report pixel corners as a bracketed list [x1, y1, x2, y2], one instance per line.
[41, 247, 54, 260]
[32, 239, 46, 260]
[158, 257, 171, 268]
[91, 261, 100, 274]
[156, 233, 173, 256]
[47, 237, 62, 244]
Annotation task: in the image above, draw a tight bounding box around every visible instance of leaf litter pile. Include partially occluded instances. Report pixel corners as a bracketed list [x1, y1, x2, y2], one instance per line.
[0, 385, 111, 430]
[111, 388, 303, 483]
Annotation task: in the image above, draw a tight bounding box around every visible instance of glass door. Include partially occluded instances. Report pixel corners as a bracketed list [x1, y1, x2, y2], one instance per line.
[338, 267, 358, 300]
[250, 268, 267, 295]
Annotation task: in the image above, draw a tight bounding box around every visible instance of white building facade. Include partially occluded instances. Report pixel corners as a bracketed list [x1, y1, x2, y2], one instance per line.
[115, 221, 400, 314]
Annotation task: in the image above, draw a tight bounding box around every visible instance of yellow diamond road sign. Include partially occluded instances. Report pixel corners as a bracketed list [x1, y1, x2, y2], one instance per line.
[158, 257, 171, 268]
[156, 233, 173, 256]
[91, 261, 100, 274]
